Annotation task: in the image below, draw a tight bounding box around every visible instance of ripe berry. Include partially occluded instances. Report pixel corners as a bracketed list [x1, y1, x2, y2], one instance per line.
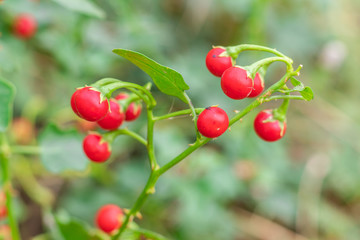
[247, 72, 264, 98]
[221, 66, 253, 99]
[115, 93, 142, 121]
[254, 110, 287, 142]
[97, 99, 125, 130]
[205, 47, 233, 77]
[197, 106, 229, 138]
[13, 14, 37, 39]
[0, 192, 7, 219]
[96, 204, 123, 234]
[71, 87, 109, 122]
[83, 134, 111, 162]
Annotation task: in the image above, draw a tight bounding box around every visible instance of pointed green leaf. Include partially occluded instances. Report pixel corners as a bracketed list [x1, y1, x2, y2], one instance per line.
[290, 77, 305, 91]
[300, 87, 314, 101]
[0, 77, 16, 132]
[39, 123, 88, 173]
[51, 0, 105, 18]
[113, 49, 189, 103]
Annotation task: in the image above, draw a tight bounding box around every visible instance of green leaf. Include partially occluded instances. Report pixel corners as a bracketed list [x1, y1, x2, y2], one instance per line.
[55, 211, 107, 240]
[290, 77, 305, 91]
[0, 77, 15, 132]
[39, 123, 88, 173]
[113, 49, 190, 103]
[300, 86, 314, 101]
[51, 0, 105, 18]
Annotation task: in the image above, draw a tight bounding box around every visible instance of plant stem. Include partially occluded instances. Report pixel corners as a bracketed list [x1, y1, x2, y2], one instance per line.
[0, 134, 20, 240]
[112, 170, 160, 240]
[183, 92, 201, 139]
[97, 78, 157, 109]
[104, 129, 147, 146]
[226, 44, 289, 59]
[153, 108, 204, 122]
[264, 95, 305, 102]
[146, 111, 158, 170]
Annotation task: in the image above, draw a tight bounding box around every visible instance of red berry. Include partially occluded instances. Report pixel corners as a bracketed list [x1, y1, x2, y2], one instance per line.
[254, 110, 287, 142]
[97, 99, 125, 130]
[0, 192, 7, 219]
[13, 14, 37, 39]
[197, 106, 229, 138]
[205, 47, 233, 77]
[115, 93, 142, 121]
[96, 204, 123, 234]
[247, 73, 264, 98]
[83, 134, 111, 162]
[71, 87, 109, 122]
[221, 66, 253, 99]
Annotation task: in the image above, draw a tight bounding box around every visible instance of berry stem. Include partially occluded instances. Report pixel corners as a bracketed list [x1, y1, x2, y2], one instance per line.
[104, 129, 147, 146]
[226, 44, 289, 59]
[146, 110, 158, 170]
[96, 78, 157, 109]
[184, 92, 201, 139]
[153, 108, 204, 121]
[0, 134, 21, 240]
[265, 95, 305, 101]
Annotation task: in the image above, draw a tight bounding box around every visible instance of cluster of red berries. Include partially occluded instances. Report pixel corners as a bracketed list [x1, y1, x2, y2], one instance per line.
[201, 47, 286, 141]
[71, 87, 142, 162]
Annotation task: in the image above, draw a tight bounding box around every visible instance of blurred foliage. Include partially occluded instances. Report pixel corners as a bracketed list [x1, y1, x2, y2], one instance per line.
[1, 0, 360, 239]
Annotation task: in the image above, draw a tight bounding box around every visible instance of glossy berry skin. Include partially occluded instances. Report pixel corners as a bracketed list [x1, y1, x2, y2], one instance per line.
[254, 110, 287, 142]
[96, 204, 123, 234]
[197, 107, 229, 138]
[71, 87, 109, 122]
[13, 14, 37, 39]
[248, 72, 264, 98]
[221, 66, 253, 99]
[97, 99, 125, 130]
[83, 134, 111, 162]
[205, 47, 233, 77]
[115, 93, 142, 121]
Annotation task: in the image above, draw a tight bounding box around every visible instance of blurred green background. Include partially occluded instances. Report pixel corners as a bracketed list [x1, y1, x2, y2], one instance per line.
[1, 0, 360, 239]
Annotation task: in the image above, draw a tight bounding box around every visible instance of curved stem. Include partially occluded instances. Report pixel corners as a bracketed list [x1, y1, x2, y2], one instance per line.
[246, 57, 293, 77]
[183, 92, 201, 139]
[226, 44, 288, 59]
[264, 95, 305, 102]
[104, 129, 147, 146]
[0, 134, 21, 240]
[153, 108, 204, 122]
[96, 78, 157, 109]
